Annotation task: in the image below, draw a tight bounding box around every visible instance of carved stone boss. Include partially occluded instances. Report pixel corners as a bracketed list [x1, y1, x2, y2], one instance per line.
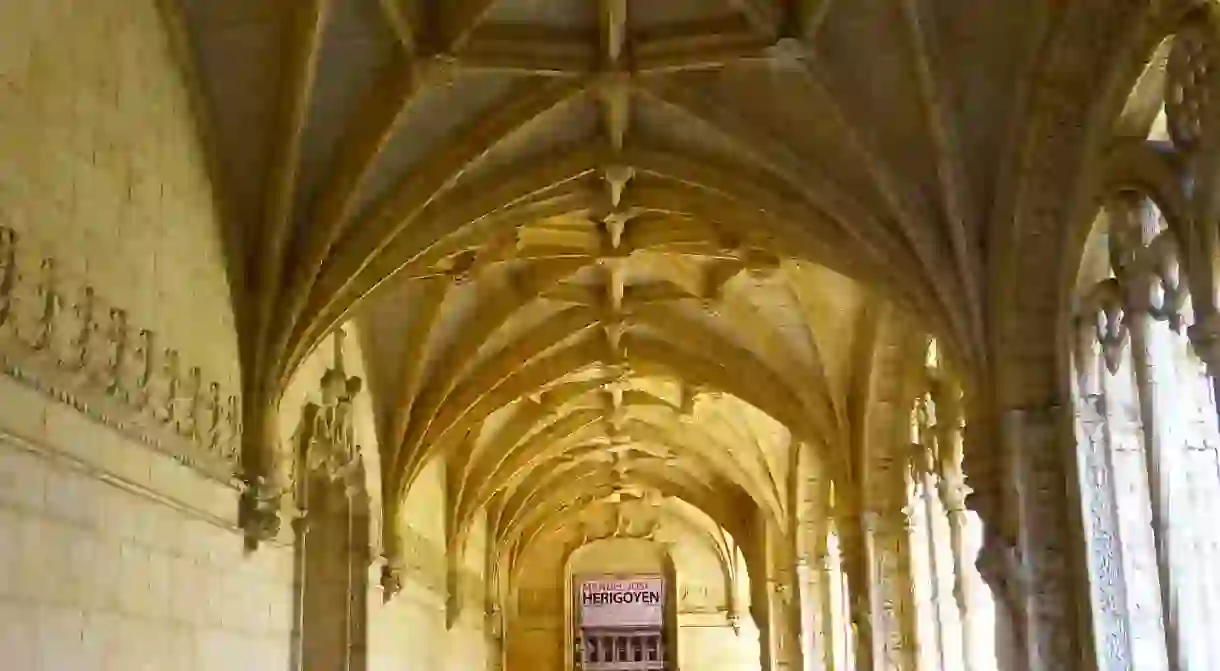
[0, 225, 241, 481]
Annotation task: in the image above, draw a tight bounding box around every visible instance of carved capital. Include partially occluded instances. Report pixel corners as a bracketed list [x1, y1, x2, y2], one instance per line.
[379, 554, 406, 602]
[1080, 278, 1128, 374]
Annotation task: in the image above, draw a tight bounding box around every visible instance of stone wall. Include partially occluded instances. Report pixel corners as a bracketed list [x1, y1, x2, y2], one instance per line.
[371, 458, 490, 671]
[366, 574, 489, 671]
[0, 0, 240, 395]
[0, 375, 293, 671]
[0, 0, 243, 489]
[678, 613, 762, 671]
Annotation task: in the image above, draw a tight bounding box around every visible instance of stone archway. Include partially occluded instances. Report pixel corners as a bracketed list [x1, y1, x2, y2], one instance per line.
[985, 1, 1197, 668]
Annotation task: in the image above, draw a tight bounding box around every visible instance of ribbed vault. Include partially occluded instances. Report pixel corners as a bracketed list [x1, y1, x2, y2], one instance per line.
[172, 0, 1041, 619]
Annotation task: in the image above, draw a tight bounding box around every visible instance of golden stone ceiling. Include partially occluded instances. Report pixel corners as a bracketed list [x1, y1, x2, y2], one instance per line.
[172, 0, 1039, 560]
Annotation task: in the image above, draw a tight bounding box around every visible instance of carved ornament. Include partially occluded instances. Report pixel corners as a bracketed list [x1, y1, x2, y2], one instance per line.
[0, 226, 241, 482]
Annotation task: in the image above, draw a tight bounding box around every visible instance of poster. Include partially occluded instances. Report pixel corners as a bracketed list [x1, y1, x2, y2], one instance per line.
[578, 576, 665, 628]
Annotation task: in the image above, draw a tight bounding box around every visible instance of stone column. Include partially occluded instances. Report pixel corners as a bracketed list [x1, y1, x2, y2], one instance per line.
[974, 527, 1023, 671]
[800, 549, 832, 671]
[756, 522, 804, 671]
[346, 486, 371, 671]
[932, 384, 980, 671]
[864, 509, 918, 671]
[961, 407, 1025, 671]
[290, 509, 310, 671]
[1073, 324, 1134, 671]
[914, 444, 949, 671]
[939, 476, 979, 670]
[486, 608, 505, 671]
[1001, 405, 1085, 670]
[773, 574, 805, 671]
[751, 579, 775, 671]
[815, 548, 839, 671]
[1115, 207, 1188, 670]
[836, 516, 873, 671]
[1186, 317, 1220, 665]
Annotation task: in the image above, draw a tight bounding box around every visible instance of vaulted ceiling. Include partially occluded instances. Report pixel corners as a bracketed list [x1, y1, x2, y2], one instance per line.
[173, 0, 1040, 561]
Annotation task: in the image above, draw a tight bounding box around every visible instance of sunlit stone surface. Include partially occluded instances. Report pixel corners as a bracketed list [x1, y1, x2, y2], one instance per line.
[1, 0, 1218, 669]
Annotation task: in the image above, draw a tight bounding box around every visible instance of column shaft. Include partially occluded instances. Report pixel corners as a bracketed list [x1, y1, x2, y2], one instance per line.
[1128, 312, 1187, 670]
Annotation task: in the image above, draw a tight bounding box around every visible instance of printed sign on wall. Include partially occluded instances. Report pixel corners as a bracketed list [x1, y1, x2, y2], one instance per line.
[578, 576, 665, 628]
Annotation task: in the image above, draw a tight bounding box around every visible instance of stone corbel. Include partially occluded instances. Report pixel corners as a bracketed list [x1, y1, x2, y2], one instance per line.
[378, 552, 406, 603]
[1080, 278, 1128, 374]
[239, 475, 284, 549]
[1145, 231, 1189, 331]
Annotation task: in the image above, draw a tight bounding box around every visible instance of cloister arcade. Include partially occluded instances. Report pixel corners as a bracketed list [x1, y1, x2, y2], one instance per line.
[3, 1, 1220, 670]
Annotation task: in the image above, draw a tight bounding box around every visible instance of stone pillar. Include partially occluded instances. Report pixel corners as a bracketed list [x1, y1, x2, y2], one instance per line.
[798, 552, 829, 671]
[864, 509, 918, 671]
[961, 406, 1025, 671]
[1073, 324, 1134, 671]
[914, 447, 949, 670]
[836, 514, 873, 671]
[751, 577, 775, 671]
[1114, 199, 1189, 670]
[1186, 317, 1220, 666]
[974, 527, 1023, 671]
[290, 509, 310, 671]
[931, 385, 980, 671]
[939, 476, 979, 670]
[754, 521, 805, 671]
[815, 548, 839, 671]
[486, 608, 505, 671]
[1001, 405, 1086, 670]
[347, 487, 371, 671]
[770, 575, 804, 671]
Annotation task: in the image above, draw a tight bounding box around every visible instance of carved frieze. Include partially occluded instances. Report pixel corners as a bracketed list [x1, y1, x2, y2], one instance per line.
[0, 225, 241, 481]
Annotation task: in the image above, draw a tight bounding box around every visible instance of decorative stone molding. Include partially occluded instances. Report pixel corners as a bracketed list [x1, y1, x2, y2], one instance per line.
[291, 328, 365, 497]
[0, 225, 241, 483]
